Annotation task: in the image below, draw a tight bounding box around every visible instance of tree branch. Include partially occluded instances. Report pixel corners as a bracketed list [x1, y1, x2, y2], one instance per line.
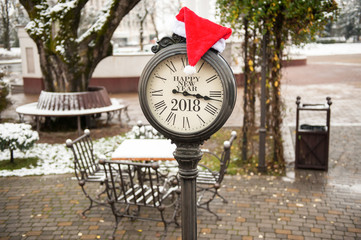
[77, 0, 141, 67]
[77, 0, 140, 45]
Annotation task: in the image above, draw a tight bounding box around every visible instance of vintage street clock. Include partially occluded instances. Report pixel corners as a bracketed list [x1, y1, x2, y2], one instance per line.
[139, 36, 236, 143]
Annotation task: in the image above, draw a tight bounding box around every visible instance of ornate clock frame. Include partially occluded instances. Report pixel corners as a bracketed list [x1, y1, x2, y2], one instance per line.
[138, 34, 236, 240]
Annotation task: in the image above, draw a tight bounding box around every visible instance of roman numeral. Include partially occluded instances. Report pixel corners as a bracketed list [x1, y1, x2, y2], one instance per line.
[154, 100, 167, 115]
[181, 57, 188, 68]
[197, 61, 205, 73]
[205, 74, 217, 83]
[151, 89, 163, 96]
[197, 114, 205, 125]
[155, 75, 167, 82]
[204, 103, 218, 115]
[165, 60, 177, 73]
[165, 112, 176, 125]
[183, 116, 190, 129]
[209, 91, 222, 98]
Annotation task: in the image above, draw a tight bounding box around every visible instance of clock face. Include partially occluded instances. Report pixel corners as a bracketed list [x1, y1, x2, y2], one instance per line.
[139, 43, 236, 142]
[145, 53, 224, 134]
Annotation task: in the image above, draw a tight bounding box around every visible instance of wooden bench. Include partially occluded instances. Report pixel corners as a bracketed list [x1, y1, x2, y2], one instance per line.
[99, 159, 181, 240]
[197, 131, 237, 220]
[16, 86, 130, 134]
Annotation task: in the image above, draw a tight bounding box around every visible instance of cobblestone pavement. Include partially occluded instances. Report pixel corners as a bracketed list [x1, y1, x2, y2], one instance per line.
[1, 54, 361, 239]
[0, 157, 360, 240]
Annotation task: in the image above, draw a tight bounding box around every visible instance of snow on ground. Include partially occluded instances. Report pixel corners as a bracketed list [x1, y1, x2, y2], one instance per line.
[1, 43, 361, 62]
[0, 125, 154, 177]
[288, 43, 361, 56]
[0, 134, 126, 177]
[0, 48, 21, 59]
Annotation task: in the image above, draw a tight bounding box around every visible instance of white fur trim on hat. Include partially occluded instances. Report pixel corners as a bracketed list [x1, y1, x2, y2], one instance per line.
[211, 38, 226, 53]
[173, 19, 186, 38]
[173, 18, 227, 53]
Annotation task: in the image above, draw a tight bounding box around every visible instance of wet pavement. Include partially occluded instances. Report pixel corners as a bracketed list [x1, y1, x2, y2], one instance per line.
[1, 54, 361, 239]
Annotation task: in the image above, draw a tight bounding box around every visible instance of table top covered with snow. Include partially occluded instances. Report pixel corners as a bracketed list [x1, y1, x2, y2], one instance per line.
[111, 139, 176, 161]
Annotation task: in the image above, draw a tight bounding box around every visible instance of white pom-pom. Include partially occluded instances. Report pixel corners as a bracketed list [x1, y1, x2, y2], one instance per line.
[184, 65, 197, 75]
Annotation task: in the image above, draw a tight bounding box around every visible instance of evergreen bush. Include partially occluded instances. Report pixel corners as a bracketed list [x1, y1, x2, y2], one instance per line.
[0, 123, 39, 163]
[0, 69, 11, 118]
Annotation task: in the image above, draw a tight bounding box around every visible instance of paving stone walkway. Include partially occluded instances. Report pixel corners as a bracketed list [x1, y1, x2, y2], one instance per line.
[0, 146, 360, 240]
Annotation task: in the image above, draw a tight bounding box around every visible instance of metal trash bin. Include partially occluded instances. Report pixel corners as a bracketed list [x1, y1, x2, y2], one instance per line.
[295, 96, 332, 170]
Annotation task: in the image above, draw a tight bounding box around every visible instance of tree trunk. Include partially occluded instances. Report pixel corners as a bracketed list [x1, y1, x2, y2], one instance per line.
[269, 7, 285, 167]
[138, 8, 148, 51]
[249, 28, 258, 126]
[150, 11, 159, 40]
[10, 149, 14, 163]
[20, 0, 141, 93]
[242, 18, 249, 162]
[36, 41, 91, 92]
[1, 0, 11, 50]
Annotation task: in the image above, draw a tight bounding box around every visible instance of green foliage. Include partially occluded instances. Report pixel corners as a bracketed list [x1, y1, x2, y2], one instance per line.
[201, 127, 285, 176]
[0, 70, 11, 117]
[216, 0, 338, 168]
[217, 0, 339, 45]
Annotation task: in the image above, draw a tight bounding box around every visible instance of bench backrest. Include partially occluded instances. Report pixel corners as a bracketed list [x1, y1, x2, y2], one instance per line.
[37, 86, 112, 111]
[66, 129, 99, 181]
[101, 160, 165, 208]
[217, 131, 237, 184]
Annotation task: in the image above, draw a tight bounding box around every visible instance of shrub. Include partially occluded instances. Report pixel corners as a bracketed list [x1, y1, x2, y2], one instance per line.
[0, 123, 39, 163]
[0, 69, 11, 118]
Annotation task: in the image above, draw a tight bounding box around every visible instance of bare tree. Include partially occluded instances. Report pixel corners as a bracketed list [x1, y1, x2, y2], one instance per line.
[148, 0, 158, 41]
[19, 0, 141, 92]
[137, 1, 149, 51]
[0, 0, 11, 50]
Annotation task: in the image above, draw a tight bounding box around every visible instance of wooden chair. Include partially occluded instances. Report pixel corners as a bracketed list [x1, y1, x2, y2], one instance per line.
[66, 129, 109, 216]
[99, 159, 181, 240]
[197, 131, 237, 220]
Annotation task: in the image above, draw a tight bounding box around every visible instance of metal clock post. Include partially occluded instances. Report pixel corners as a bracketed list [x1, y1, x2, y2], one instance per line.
[139, 35, 236, 240]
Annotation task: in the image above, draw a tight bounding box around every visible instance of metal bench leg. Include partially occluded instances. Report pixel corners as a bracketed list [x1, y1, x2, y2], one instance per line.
[117, 109, 121, 122]
[18, 113, 24, 123]
[216, 190, 228, 203]
[106, 112, 113, 125]
[77, 116, 81, 136]
[124, 106, 130, 122]
[36, 116, 40, 132]
[197, 188, 223, 220]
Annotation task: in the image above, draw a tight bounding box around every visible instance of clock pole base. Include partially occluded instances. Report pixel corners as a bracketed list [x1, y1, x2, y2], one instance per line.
[174, 142, 203, 240]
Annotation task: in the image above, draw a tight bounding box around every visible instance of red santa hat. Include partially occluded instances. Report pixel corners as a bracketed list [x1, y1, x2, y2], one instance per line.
[173, 7, 232, 75]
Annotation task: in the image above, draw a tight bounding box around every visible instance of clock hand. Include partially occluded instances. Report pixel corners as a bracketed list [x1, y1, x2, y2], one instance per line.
[201, 95, 222, 102]
[172, 89, 199, 98]
[172, 89, 222, 102]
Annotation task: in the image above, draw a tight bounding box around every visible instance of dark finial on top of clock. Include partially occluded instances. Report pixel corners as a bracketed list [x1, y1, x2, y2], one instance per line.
[151, 34, 186, 54]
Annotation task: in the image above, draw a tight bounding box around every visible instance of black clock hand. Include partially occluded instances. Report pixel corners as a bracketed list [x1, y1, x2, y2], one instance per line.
[172, 89, 222, 102]
[185, 91, 223, 102]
